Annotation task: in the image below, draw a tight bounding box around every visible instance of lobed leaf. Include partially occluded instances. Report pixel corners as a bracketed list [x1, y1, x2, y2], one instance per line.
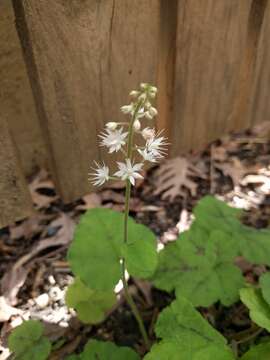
[65, 278, 116, 324]
[80, 340, 140, 360]
[68, 208, 157, 291]
[153, 226, 243, 307]
[193, 196, 242, 234]
[145, 297, 233, 359]
[240, 288, 270, 331]
[236, 227, 270, 266]
[8, 320, 51, 360]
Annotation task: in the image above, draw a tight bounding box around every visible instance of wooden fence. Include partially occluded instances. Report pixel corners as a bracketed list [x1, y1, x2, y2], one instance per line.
[0, 0, 270, 228]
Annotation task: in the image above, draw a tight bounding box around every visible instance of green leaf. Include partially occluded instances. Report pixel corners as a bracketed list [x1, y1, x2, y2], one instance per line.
[8, 320, 51, 360]
[192, 345, 235, 360]
[145, 297, 231, 360]
[153, 226, 243, 307]
[80, 340, 140, 360]
[193, 196, 242, 233]
[68, 208, 157, 291]
[260, 272, 270, 305]
[143, 340, 185, 360]
[155, 297, 226, 353]
[144, 342, 235, 360]
[65, 278, 116, 324]
[240, 342, 270, 360]
[236, 227, 270, 265]
[240, 288, 270, 331]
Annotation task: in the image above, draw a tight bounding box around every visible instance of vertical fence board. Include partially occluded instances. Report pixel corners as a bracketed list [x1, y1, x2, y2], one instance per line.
[171, 0, 253, 154]
[0, 0, 47, 176]
[0, 117, 33, 228]
[248, 2, 270, 125]
[13, 0, 160, 202]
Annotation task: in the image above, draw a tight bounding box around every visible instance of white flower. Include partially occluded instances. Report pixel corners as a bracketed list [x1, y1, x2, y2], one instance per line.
[89, 162, 109, 186]
[146, 132, 168, 157]
[99, 127, 128, 153]
[133, 119, 141, 131]
[142, 127, 155, 140]
[121, 104, 133, 115]
[106, 122, 118, 131]
[114, 159, 144, 185]
[138, 148, 160, 163]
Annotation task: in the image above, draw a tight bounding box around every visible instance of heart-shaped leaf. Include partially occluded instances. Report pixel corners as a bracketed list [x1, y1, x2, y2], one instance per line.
[153, 226, 243, 307]
[145, 296, 230, 360]
[66, 278, 116, 324]
[8, 320, 51, 360]
[68, 208, 157, 291]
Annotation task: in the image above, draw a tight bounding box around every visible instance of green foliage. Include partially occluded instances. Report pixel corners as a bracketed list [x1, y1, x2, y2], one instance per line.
[260, 272, 270, 304]
[68, 208, 157, 291]
[191, 346, 235, 360]
[240, 342, 270, 359]
[236, 227, 270, 266]
[193, 195, 242, 233]
[153, 196, 270, 307]
[80, 339, 140, 360]
[8, 320, 51, 360]
[65, 278, 116, 324]
[240, 287, 270, 332]
[153, 224, 243, 307]
[144, 296, 233, 359]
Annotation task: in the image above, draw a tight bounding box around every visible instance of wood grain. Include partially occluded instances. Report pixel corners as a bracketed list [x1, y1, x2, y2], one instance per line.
[171, 0, 253, 154]
[0, 0, 47, 176]
[0, 116, 33, 228]
[13, 0, 160, 202]
[248, 0, 270, 125]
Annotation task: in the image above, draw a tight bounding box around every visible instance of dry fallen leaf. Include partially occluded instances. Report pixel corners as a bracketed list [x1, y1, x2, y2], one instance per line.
[29, 169, 58, 208]
[1, 214, 75, 305]
[9, 215, 44, 240]
[214, 157, 253, 186]
[154, 156, 207, 200]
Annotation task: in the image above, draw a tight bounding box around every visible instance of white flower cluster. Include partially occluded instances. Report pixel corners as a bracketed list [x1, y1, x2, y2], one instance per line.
[89, 83, 167, 187]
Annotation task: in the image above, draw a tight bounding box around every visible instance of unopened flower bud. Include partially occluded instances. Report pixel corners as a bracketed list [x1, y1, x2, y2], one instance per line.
[121, 104, 133, 114]
[145, 111, 153, 120]
[129, 90, 139, 98]
[149, 86, 158, 98]
[133, 119, 141, 131]
[140, 83, 148, 90]
[106, 122, 118, 131]
[144, 101, 151, 110]
[149, 107, 158, 118]
[138, 93, 147, 102]
[142, 127, 155, 140]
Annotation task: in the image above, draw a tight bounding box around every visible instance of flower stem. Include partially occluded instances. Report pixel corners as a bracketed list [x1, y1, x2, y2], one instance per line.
[121, 100, 150, 349]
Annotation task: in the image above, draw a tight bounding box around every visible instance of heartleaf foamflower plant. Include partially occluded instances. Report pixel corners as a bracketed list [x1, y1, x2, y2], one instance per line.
[68, 83, 167, 349]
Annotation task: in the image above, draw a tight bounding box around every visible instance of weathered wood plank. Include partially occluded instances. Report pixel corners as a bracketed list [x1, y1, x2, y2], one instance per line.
[13, 0, 160, 202]
[0, 117, 33, 228]
[171, 0, 253, 154]
[248, 1, 270, 125]
[0, 0, 47, 176]
[230, 0, 268, 128]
